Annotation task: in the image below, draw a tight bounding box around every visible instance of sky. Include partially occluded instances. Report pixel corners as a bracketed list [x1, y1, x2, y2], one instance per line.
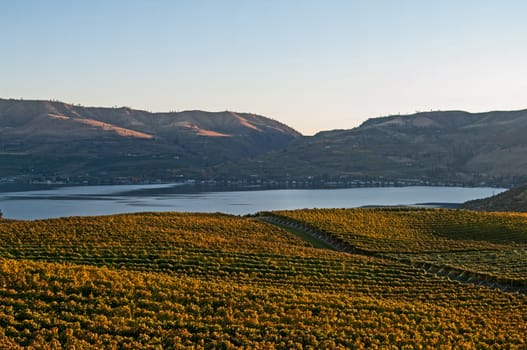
[2, 0, 527, 135]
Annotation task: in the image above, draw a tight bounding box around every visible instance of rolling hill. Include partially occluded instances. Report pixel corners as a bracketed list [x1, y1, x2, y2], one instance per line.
[0, 99, 300, 182]
[0, 210, 525, 347]
[463, 184, 527, 212]
[213, 109, 527, 187]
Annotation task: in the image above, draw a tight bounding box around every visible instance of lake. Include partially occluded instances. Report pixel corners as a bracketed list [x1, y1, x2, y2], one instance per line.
[0, 184, 505, 220]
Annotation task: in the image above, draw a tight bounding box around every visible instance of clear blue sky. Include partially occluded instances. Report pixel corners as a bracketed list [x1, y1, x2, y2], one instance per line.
[2, 0, 527, 135]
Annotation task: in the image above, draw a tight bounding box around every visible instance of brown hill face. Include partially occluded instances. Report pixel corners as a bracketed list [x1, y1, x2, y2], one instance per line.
[463, 185, 527, 212]
[0, 99, 300, 180]
[4, 99, 527, 186]
[213, 109, 527, 186]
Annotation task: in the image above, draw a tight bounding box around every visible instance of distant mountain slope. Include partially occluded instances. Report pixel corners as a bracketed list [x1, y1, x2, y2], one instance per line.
[0, 99, 300, 181]
[214, 109, 527, 186]
[3, 100, 527, 186]
[463, 184, 527, 212]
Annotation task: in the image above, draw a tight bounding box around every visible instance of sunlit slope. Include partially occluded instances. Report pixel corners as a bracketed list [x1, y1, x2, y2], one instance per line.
[0, 213, 526, 348]
[0, 98, 301, 180]
[272, 208, 527, 282]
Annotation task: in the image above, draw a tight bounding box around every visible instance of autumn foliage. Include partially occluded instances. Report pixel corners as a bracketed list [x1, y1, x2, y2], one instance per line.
[0, 211, 525, 348]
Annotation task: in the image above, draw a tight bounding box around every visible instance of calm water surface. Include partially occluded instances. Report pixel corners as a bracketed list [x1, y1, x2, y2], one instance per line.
[0, 184, 505, 220]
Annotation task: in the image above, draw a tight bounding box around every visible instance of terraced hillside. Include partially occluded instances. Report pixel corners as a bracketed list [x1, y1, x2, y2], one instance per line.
[0, 212, 526, 348]
[270, 208, 527, 290]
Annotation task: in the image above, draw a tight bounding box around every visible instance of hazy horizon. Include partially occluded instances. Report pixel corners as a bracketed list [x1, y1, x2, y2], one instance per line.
[2, 0, 527, 135]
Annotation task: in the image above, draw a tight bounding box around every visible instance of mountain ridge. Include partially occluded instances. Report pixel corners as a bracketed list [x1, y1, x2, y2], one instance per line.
[0, 98, 300, 139]
[211, 108, 527, 187]
[2, 98, 527, 187]
[0, 98, 301, 181]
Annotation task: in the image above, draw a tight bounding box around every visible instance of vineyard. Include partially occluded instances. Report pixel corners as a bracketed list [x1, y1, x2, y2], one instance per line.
[0, 211, 526, 348]
[270, 208, 527, 289]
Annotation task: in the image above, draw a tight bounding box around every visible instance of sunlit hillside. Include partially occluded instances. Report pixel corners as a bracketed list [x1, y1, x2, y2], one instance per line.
[0, 212, 525, 348]
[271, 208, 527, 288]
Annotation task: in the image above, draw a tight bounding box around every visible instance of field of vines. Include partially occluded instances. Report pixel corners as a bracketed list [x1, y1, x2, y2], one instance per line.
[272, 208, 527, 287]
[0, 212, 526, 348]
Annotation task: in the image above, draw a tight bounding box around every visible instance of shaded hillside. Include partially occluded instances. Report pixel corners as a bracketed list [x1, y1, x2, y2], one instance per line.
[463, 184, 527, 212]
[0, 99, 300, 181]
[214, 109, 527, 186]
